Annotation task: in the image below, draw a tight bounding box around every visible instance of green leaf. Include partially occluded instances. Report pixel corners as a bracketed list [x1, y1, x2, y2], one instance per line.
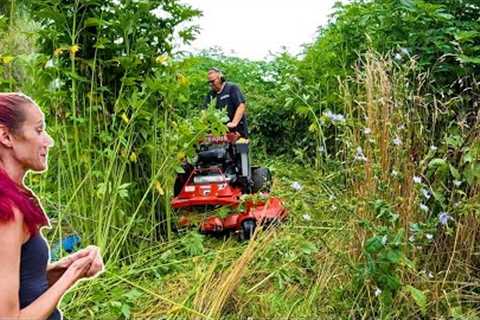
[300, 240, 318, 255]
[449, 164, 461, 180]
[175, 166, 186, 174]
[405, 285, 427, 315]
[121, 303, 130, 318]
[427, 158, 449, 179]
[454, 31, 480, 43]
[400, 0, 416, 10]
[457, 55, 480, 65]
[365, 236, 384, 254]
[385, 249, 402, 264]
[84, 17, 105, 27]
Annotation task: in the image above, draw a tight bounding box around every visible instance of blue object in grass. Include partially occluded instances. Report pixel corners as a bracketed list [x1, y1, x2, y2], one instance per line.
[51, 234, 81, 261]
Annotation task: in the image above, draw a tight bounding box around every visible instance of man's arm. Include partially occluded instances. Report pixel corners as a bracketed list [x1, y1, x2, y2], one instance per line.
[227, 84, 246, 128]
[227, 103, 246, 128]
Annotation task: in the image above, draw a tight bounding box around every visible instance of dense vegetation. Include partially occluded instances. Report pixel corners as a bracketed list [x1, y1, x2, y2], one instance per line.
[1, 0, 479, 318]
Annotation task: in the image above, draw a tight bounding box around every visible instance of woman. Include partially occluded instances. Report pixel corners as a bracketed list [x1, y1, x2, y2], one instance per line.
[0, 93, 104, 319]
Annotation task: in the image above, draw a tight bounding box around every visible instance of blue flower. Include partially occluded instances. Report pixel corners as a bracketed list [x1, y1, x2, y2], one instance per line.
[438, 212, 452, 225]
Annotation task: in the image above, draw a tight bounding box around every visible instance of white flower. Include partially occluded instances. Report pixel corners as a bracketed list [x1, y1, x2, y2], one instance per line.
[112, 0, 120, 5]
[113, 37, 124, 45]
[150, 6, 172, 20]
[394, 53, 402, 61]
[302, 214, 312, 221]
[354, 147, 368, 162]
[380, 235, 387, 245]
[391, 170, 399, 177]
[291, 181, 302, 191]
[453, 180, 462, 187]
[324, 110, 346, 123]
[393, 137, 402, 146]
[413, 176, 422, 184]
[419, 204, 429, 213]
[426, 233, 433, 240]
[430, 145, 438, 151]
[363, 127, 372, 135]
[398, 124, 405, 130]
[45, 59, 55, 68]
[331, 205, 337, 211]
[421, 188, 431, 199]
[329, 194, 336, 201]
[49, 78, 63, 90]
[374, 287, 382, 296]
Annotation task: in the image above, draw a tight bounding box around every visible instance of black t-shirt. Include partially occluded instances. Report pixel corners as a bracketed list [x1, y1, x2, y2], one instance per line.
[204, 82, 248, 137]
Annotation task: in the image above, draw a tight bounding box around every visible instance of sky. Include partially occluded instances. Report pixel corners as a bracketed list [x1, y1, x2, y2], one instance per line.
[179, 0, 343, 60]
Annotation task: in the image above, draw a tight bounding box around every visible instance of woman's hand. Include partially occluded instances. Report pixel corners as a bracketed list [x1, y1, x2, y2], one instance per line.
[82, 246, 104, 278]
[48, 246, 104, 286]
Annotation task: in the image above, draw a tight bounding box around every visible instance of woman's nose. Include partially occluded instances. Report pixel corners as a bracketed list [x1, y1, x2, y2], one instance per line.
[44, 132, 55, 147]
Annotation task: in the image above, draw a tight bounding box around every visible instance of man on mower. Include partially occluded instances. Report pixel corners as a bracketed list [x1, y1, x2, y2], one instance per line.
[204, 67, 248, 138]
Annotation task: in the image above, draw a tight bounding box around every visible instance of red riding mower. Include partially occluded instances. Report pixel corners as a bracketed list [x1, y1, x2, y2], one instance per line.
[171, 132, 287, 240]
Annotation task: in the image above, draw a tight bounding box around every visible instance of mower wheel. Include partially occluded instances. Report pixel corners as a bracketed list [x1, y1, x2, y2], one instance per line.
[240, 219, 256, 241]
[252, 167, 272, 193]
[173, 163, 193, 196]
[173, 175, 186, 197]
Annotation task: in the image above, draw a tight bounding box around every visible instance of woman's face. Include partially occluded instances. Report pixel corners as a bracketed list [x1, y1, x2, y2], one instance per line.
[11, 103, 54, 172]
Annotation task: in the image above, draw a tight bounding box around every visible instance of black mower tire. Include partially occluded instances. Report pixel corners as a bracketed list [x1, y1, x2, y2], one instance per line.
[252, 167, 272, 193]
[173, 174, 186, 197]
[240, 219, 256, 241]
[173, 163, 194, 197]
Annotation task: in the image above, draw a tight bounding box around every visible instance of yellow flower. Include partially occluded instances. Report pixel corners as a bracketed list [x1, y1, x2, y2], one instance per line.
[2, 55, 14, 64]
[121, 113, 130, 124]
[53, 48, 64, 57]
[69, 44, 80, 56]
[154, 180, 165, 195]
[176, 151, 186, 161]
[129, 152, 138, 163]
[177, 73, 189, 86]
[155, 54, 169, 65]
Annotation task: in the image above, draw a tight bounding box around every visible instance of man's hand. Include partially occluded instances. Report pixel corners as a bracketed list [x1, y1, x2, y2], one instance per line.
[226, 122, 237, 129]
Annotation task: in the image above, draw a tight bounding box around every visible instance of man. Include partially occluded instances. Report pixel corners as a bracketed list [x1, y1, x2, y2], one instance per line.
[204, 67, 248, 137]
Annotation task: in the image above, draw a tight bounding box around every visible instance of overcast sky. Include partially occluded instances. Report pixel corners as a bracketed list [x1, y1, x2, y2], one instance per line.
[179, 0, 344, 60]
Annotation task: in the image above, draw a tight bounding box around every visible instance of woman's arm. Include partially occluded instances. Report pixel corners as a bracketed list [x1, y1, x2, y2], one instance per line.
[0, 208, 94, 320]
[0, 207, 24, 317]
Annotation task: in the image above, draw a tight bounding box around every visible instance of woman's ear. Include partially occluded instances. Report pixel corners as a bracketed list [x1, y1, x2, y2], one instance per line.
[0, 124, 14, 148]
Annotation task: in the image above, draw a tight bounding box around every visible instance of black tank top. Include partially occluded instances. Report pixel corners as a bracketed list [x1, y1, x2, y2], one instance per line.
[20, 233, 62, 320]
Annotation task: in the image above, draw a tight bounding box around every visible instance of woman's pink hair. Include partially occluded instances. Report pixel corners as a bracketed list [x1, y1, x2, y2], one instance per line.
[0, 93, 48, 235]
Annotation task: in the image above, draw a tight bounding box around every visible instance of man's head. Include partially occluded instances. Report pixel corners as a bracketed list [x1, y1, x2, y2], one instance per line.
[207, 67, 225, 92]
